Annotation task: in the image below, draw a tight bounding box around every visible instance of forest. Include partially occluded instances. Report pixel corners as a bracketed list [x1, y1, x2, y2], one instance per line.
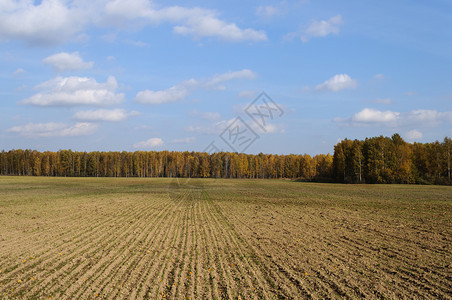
[1, 134, 450, 185]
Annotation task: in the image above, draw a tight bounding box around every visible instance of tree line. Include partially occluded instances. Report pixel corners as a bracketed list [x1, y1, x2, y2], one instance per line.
[1, 134, 450, 185]
[333, 134, 451, 185]
[0, 149, 333, 180]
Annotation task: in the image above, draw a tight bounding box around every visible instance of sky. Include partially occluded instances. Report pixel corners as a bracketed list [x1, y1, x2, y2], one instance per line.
[1, 0, 451, 155]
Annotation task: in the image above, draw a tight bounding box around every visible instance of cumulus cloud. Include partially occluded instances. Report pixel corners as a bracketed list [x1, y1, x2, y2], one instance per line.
[334, 108, 452, 127]
[73, 109, 139, 122]
[0, 0, 266, 45]
[135, 86, 189, 105]
[7, 122, 97, 137]
[0, 0, 90, 45]
[133, 137, 164, 149]
[302, 15, 342, 42]
[286, 15, 343, 42]
[135, 69, 257, 104]
[250, 122, 283, 134]
[22, 76, 124, 107]
[315, 74, 357, 91]
[104, 0, 267, 42]
[104, 2, 267, 42]
[103, 0, 153, 23]
[172, 12, 267, 42]
[352, 108, 399, 123]
[405, 109, 452, 123]
[405, 129, 423, 141]
[43, 52, 94, 72]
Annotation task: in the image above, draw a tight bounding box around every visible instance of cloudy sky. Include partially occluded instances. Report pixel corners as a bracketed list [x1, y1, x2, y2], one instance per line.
[1, 0, 451, 155]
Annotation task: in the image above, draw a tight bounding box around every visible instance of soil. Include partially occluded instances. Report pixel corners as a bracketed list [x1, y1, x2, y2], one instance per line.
[0, 177, 450, 299]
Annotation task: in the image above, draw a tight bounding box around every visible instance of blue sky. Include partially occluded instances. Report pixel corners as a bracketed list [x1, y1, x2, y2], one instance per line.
[1, 0, 451, 155]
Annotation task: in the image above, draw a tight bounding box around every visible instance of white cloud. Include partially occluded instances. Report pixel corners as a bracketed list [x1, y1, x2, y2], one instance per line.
[73, 109, 139, 122]
[133, 137, 164, 149]
[43, 52, 94, 72]
[7, 122, 97, 137]
[22, 76, 124, 107]
[250, 122, 283, 134]
[13, 68, 25, 75]
[405, 129, 423, 141]
[302, 15, 343, 42]
[103, 0, 153, 23]
[352, 108, 399, 123]
[205, 70, 257, 89]
[406, 109, 452, 123]
[135, 86, 189, 104]
[135, 69, 257, 104]
[335, 108, 452, 127]
[315, 74, 357, 91]
[374, 74, 384, 79]
[0, 0, 90, 45]
[172, 12, 267, 42]
[0, 0, 266, 45]
[256, 5, 280, 17]
[104, 1, 267, 42]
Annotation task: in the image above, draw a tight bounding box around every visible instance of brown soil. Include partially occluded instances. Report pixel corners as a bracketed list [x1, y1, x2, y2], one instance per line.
[0, 177, 450, 299]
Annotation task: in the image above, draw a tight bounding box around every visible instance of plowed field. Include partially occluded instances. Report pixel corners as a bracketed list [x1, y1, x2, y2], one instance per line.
[0, 177, 451, 299]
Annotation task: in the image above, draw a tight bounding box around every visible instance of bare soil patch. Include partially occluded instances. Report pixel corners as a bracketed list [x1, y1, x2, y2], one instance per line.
[0, 177, 450, 298]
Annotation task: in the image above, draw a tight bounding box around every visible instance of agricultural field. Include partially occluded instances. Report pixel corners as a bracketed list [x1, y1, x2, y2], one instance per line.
[0, 177, 451, 299]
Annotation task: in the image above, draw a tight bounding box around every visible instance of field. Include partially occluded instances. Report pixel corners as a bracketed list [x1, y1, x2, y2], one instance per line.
[0, 177, 451, 299]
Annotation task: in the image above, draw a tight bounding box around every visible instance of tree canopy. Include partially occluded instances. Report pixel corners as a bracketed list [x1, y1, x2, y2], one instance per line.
[1, 134, 450, 185]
